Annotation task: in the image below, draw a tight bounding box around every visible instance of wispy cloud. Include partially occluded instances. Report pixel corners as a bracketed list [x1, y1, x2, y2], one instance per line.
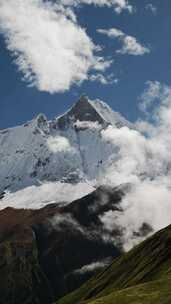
[0, 0, 110, 93]
[60, 0, 133, 14]
[73, 258, 111, 274]
[97, 28, 124, 38]
[145, 3, 157, 15]
[97, 27, 150, 56]
[89, 73, 119, 85]
[139, 81, 167, 116]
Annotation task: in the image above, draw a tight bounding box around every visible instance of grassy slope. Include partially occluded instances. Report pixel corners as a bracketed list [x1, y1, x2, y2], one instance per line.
[88, 277, 171, 304]
[58, 224, 171, 304]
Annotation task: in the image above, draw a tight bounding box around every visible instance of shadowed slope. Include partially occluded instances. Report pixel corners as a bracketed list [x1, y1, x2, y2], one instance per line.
[58, 224, 171, 304]
[0, 185, 126, 304]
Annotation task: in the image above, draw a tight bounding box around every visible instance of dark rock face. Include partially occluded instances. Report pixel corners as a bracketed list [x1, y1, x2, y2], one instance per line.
[57, 96, 105, 129]
[0, 226, 53, 304]
[0, 185, 126, 304]
[0, 192, 5, 200]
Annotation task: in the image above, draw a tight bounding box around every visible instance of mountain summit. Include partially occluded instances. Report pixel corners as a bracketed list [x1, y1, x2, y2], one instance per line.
[0, 96, 132, 194]
[56, 96, 131, 129]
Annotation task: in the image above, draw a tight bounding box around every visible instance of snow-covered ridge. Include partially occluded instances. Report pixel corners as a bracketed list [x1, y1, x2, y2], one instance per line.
[88, 98, 132, 128]
[0, 96, 132, 193]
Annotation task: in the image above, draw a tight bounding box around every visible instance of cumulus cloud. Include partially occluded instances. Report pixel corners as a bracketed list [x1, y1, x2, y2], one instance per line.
[105, 181, 171, 251]
[60, 0, 133, 14]
[101, 125, 148, 185]
[99, 81, 171, 250]
[0, 0, 111, 93]
[117, 35, 150, 56]
[97, 27, 150, 56]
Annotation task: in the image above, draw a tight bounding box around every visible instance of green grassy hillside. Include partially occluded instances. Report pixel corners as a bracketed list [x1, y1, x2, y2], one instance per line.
[87, 277, 171, 304]
[58, 224, 171, 304]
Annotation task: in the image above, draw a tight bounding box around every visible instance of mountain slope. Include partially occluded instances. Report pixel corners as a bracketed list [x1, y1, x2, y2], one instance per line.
[86, 277, 171, 304]
[0, 185, 130, 304]
[0, 96, 132, 193]
[58, 224, 171, 304]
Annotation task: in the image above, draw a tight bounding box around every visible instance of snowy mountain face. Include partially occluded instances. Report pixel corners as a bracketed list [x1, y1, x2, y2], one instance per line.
[0, 96, 132, 195]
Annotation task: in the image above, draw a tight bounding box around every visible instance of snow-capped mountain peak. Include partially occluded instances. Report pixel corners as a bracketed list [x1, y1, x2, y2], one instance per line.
[0, 96, 132, 194]
[57, 95, 106, 128]
[53, 95, 132, 130]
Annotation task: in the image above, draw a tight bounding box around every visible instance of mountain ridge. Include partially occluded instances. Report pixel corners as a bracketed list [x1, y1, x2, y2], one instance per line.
[55, 96, 132, 130]
[0, 96, 132, 195]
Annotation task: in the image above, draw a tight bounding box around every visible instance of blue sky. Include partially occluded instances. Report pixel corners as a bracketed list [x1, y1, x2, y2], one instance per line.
[0, 0, 171, 129]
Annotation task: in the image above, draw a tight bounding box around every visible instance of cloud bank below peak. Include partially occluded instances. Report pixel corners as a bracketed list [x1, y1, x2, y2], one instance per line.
[99, 81, 171, 250]
[0, 0, 112, 94]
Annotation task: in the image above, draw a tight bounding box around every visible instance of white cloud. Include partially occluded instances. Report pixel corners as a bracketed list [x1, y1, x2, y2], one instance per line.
[74, 120, 101, 130]
[111, 181, 171, 250]
[97, 28, 124, 38]
[50, 213, 85, 234]
[89, 74, 109, 85]
[73, 258, 111, 274]
[89, 73, 119, 85]
[0, 181, 94, 209]
[0, 0, 111, 93]
[117, 35, 150, 56]
[93, 57, 113, 71]
[139, 81, 170, 117]
[47, 136, 72, 153]
[101, 126, 148, 185]
[145, 3, 157, 15]
[99, 81, 171, 250]
[60, 0, 133, 14]
[98, 27, 150, 56]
